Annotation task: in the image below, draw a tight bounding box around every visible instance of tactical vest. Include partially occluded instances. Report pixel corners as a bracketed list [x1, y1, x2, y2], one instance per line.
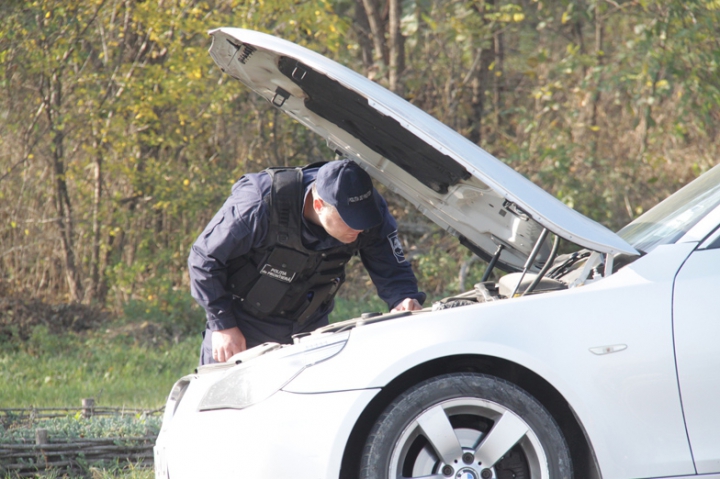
[226, 165, 358, 324]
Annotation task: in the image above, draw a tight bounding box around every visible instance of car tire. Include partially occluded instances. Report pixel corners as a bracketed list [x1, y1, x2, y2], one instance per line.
[360, 373, 572, 479]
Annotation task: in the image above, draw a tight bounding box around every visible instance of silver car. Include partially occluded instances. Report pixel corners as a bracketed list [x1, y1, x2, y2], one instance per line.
[154, 28, 720, 479]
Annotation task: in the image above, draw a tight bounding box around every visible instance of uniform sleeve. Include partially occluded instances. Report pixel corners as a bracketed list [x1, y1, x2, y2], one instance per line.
[358, 198, 426, 310]
[188, 193, 268, 332]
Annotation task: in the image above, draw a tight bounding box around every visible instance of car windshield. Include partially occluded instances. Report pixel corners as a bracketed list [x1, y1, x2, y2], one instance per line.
[618, 165, 720, 253]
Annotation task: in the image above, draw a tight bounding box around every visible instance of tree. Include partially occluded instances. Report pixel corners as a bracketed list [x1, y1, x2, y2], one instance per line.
[1, 0, 718, 309]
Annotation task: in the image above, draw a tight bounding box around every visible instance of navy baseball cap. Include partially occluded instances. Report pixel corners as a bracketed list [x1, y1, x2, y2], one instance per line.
[315, 159, 382, 230]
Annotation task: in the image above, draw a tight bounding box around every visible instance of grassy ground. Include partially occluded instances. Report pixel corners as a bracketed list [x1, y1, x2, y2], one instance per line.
[0, 328, 198, 408]
[1, 462, 155, 478]
[0, 295, 387, 409]
[2, 465, 153, 479]
[0, 295, 391, 477]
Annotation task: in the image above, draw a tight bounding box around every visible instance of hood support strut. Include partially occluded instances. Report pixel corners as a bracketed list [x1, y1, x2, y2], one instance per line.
[511, 228, 550, 297]
[481, 244, 505, 282]
[522, 234, 560, 297]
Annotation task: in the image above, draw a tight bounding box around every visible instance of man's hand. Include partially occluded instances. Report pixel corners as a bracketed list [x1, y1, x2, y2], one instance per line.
[212, 327, 247, 363]
[391, 297, 423, 312]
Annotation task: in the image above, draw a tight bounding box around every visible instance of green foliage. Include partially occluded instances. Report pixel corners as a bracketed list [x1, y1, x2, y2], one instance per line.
[331, 296, 388, 322]
[0, 415, 161, 443]
[2, 0, 719, 314]
[416, 245, 461, 297]
[120, 288, 205, 340]
[498, 0, 720, 229]
[414, 235, 488, 302]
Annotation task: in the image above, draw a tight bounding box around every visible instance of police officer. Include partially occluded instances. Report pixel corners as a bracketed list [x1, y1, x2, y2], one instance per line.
[189, 159, 426, 365]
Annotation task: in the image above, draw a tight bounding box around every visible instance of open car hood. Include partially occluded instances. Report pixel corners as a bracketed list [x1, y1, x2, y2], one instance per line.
[208, 28, 637, 271]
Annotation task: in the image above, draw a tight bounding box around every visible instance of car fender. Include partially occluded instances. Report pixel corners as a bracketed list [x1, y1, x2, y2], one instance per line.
[284, 242, 698, 478]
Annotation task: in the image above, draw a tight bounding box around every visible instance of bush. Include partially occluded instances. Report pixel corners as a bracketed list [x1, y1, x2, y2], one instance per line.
[120, 289, 205, 344]
[0, 295, 110, 353]
[0, 414, 161, 444]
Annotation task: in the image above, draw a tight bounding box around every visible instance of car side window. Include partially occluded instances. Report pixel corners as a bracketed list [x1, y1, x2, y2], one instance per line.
[700, 226, 720, 250]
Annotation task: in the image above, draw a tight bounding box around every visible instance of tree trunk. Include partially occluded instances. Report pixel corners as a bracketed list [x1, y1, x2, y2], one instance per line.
[468, 45, 494, 145]
[493, 31, 504, 129]
[388, 0, 405, 95]
[353, 0, 375, 73]
[361, 0, 388, 69]
[88, 145, 103, 303]
[468, 2, 495, 145]
[46, 72, 82, 303]
[590, 5, 604, 156]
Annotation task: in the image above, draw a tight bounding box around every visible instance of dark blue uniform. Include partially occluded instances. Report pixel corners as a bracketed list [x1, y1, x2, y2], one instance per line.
[189, 166, 425, 364]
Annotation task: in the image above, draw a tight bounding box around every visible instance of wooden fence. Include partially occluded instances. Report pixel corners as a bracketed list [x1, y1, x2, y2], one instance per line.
[0, 401, 164, 423]
[0, 435, 156, 477]
[0, 402, 163, 477]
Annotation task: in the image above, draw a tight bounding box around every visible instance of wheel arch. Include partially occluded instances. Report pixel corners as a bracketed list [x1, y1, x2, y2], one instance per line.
[338, 354, 601, 479]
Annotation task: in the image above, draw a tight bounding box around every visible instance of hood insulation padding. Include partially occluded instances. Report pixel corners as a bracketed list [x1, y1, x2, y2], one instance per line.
[278, 56, 471, 195]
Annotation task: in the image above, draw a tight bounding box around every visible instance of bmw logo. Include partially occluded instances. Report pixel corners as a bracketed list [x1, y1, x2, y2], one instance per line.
[456, 468, 479, 479]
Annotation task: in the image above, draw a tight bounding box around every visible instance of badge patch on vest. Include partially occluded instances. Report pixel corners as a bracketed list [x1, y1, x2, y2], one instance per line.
[387, 231, 406, 263]
[259, 264, 296, 283]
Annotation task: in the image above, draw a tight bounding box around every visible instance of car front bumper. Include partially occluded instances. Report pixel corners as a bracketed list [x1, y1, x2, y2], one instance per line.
[154, 386, 379, 479]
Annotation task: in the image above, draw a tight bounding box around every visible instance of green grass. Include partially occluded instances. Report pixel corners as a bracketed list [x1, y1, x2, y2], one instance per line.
[2, 463, 154, 479]
[0, 464, 155, 479]
[72, 465, 153, 479]
[0, 326, 198, 408]
[0, 294, 392, 410]
[0, 297, 388, 409]
[0, 295, 399, 477]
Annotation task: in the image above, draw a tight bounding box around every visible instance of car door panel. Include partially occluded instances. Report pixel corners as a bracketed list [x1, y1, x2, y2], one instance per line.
[674, 246, 720, 474]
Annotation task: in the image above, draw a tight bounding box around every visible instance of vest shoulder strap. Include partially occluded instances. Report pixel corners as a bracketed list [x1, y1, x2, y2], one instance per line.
[265, 167, 305, 250]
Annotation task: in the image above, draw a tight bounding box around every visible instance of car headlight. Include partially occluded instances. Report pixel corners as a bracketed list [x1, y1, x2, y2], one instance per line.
[160, 376, 192, 431]
[198, 332, 348, 411]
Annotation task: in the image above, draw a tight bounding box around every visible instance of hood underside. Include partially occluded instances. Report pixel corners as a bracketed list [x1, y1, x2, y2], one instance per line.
[208, 28, 637, 271]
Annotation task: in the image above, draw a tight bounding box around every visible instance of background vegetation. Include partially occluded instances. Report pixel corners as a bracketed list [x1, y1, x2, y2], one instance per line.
[1, 0, 719, 409]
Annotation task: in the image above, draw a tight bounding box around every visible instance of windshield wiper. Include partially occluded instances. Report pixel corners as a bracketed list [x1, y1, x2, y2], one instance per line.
[547, 250, 591, 279]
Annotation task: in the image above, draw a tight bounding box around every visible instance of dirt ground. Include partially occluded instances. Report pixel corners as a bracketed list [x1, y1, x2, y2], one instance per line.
[0, 281, 110, 344]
